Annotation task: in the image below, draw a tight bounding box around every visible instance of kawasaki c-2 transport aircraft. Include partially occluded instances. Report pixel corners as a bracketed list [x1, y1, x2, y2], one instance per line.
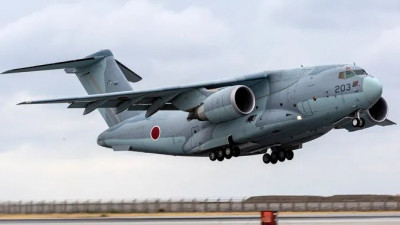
[3, 50, 395, 165]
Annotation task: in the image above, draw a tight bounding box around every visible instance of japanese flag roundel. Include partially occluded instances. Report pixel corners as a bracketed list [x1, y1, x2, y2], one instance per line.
[151, 126, 161, 140]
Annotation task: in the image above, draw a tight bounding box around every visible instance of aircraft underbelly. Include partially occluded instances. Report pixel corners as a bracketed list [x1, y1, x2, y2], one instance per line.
[107, 137, 186, 155]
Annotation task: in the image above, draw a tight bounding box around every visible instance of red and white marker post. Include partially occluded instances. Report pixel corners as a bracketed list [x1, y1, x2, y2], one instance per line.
[260, 211, 277, 225]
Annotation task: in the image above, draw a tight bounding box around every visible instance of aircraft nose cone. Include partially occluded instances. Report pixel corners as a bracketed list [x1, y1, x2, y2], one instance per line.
[363, 76, 382, 105]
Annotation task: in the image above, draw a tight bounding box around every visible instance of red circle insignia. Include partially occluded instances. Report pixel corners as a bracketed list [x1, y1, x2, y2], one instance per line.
[151, 126, 160, 140]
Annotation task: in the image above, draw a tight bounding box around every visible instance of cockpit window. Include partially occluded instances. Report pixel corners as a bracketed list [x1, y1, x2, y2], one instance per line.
[345, 70, 355, 78]
[339, 69, 364, 79]
[353, 69, 367, 75]
[339, 72, 345, 79]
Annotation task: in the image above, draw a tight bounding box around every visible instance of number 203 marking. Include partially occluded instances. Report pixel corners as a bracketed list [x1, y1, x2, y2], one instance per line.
[335, 83, 351, 93]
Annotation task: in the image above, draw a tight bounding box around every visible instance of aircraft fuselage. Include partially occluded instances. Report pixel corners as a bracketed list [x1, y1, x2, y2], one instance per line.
[97, 64, 383, 158]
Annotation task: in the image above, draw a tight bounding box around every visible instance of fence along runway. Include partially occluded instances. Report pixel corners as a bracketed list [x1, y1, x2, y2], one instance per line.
[0, 213, 400, 225]
[2, 196, 400, 213]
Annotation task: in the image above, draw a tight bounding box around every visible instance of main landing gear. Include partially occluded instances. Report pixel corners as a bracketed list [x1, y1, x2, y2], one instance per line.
[209, 146, 240, 162]
[263, 150, 294, 165]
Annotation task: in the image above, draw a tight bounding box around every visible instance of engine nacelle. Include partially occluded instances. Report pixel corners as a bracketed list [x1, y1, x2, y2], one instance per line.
[366, 97, 388, 123]
[192, 85, 255, 123]
[359, 97, 388, 128]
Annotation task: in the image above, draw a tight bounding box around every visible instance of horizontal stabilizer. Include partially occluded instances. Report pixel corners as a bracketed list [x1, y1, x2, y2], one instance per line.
[2, 57, 101, 74]
[2, 50, 142, 83]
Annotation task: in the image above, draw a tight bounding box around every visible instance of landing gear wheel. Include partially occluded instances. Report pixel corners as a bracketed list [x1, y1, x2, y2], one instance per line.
[352, 118, 366, 128]
[352, 118, 361, 127]
[270, 152, 278, 164]
[209, 151, 217, 161]
[232, 147, 240, 157]
[225, 147, 232, 159]
[278, 151, 286, 162]
[285, 150, 294, 160]
[217, 149, 225, 161]
[263, 153, 271, 164]
[359, 118, 365, 128]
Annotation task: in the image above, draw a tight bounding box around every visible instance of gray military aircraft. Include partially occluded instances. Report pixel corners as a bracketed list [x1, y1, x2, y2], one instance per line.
[3, 50, 395, 164]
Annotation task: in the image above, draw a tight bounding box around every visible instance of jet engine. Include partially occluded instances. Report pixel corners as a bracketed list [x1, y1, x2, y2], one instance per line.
[190, 85, 255, 123]
[364, 97, 388, 123]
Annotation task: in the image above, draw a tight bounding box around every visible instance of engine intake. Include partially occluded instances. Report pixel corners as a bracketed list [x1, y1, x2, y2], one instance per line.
[366, 97, 388, 123]
[192, 85, 255, 123]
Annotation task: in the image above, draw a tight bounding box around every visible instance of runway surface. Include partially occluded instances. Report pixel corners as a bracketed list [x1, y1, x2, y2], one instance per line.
[1, 213, 400, 225]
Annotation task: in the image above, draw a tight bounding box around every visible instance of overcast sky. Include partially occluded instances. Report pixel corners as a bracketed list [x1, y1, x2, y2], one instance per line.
[0, 0, 399, 202]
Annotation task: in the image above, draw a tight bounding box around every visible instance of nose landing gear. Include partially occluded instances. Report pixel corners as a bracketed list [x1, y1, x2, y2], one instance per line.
[352, 118, 365, 128]
[352, 110, 365, 128]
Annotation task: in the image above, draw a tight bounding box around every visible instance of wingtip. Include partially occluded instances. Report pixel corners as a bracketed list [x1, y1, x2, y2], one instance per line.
[2, 69, 20, 74]
[17, 100, 31, 105]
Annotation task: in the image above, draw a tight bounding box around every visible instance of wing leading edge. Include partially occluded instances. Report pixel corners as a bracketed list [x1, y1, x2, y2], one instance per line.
[13, 72, 268, 117]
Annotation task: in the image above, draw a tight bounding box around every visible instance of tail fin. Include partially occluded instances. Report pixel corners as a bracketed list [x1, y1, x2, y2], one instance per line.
[3, 49, 141, 127]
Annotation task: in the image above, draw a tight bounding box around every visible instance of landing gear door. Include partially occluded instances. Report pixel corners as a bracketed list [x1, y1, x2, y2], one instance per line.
[302, 101, 313, 116]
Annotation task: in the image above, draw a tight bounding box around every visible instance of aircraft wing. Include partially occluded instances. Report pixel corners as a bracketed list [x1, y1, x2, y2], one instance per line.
[17, 72, 268, 117]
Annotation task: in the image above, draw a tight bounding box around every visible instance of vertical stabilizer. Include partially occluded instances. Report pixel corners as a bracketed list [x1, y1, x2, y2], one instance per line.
[2, 49, 141, 127]
[70, 50, 139, 127]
